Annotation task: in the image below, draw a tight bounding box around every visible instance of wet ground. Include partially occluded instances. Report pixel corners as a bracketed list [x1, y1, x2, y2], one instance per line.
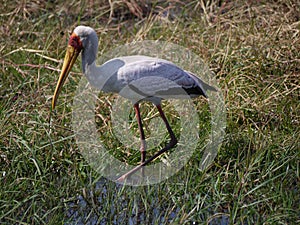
[64, 178, 230, 225]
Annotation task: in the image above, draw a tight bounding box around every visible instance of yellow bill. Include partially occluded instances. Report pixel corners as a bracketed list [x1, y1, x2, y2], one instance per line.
[52, 45, 80, 109]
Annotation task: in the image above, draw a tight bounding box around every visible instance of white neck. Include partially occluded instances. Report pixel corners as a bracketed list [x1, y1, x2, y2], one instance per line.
[79, 31, 124, 92]
[84, 58, 125, 92]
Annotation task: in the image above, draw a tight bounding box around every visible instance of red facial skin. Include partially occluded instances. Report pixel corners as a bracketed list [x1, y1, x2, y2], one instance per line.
[68, 33, 83, 51]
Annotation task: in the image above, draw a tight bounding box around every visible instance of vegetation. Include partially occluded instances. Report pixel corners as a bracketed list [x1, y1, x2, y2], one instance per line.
[0, 0, 299, 224]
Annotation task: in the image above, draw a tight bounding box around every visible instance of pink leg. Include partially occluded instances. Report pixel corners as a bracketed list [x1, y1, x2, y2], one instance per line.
[117, 104, 178, 182]
[134, 104, 146, 164]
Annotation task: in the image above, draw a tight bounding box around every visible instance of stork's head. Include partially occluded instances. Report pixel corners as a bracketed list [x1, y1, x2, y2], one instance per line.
[52, 26, 97, 109]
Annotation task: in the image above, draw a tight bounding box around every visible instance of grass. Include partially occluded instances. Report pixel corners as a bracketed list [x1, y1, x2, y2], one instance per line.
[0, 0, 299, 224]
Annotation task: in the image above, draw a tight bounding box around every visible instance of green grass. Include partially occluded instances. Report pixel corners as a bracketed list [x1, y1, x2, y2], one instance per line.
[1, 0, 299, 224]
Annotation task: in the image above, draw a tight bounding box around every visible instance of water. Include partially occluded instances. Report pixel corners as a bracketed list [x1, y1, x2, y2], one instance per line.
[64, 178, 230, 225]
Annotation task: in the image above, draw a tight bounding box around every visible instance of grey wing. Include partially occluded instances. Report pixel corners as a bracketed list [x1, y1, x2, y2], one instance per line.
[117, 60, 202, 96]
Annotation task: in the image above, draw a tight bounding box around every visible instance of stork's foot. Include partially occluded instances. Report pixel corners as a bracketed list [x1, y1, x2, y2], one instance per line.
[115, 137, 177, 184]
[115, 163, 143, 183]
[116, 175, 126, 183]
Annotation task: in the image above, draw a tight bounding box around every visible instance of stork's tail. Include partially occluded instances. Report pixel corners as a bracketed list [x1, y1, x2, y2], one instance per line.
[186, 71, 217, 97]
